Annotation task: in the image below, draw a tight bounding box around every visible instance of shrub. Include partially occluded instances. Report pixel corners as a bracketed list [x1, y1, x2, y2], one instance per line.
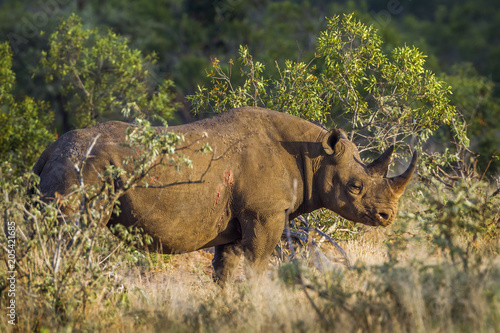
[38, 14, 177, 130]
[0, 42, 55, 177]
[189, 13, 463, 158]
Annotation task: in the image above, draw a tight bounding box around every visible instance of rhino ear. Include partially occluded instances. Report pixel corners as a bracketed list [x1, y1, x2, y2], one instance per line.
[322, 129, 347, 156]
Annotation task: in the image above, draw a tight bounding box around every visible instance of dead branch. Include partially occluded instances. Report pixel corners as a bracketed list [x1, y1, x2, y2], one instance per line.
[284, 179, 298, 259]
[296, 226, 351, 266]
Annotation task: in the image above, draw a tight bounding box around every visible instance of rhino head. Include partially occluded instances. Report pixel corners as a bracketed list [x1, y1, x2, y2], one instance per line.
[317, 129, 417, 227]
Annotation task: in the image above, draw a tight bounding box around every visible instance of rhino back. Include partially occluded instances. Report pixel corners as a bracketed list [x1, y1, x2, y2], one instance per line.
[117, 108, 325, 251]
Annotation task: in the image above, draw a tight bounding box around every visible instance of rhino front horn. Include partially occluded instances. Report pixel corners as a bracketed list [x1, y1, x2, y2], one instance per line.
[367, 145, 394, 177]
[389, 151, 418, 195]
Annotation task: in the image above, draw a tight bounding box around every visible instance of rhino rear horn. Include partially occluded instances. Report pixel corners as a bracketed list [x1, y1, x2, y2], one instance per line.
[367, 145, 394, 177]
[322, 129, 347, 156]
[389, 151, 418, 195]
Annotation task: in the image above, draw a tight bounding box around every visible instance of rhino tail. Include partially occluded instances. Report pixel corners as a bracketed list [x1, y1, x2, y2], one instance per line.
[32, 141, 57, 176]
[27, 141, 57, 199]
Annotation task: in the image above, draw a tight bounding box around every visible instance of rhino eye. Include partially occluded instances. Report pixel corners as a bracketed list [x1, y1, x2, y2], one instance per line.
[347, 181, 363, 195]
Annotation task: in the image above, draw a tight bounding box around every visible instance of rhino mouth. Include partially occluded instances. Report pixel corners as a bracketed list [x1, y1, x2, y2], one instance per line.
[362, 211, 394, 227]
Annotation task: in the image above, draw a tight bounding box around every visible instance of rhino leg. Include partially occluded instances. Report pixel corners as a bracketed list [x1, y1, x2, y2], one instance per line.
[212, 242, 242, 284]
[241, 212, 285, 278]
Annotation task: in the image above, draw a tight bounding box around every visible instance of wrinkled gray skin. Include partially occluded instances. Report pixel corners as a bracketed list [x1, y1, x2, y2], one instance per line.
[34, 107, 417, 282]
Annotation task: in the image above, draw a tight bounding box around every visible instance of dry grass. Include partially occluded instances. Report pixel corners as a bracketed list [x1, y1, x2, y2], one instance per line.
[2, 219, 500, 332]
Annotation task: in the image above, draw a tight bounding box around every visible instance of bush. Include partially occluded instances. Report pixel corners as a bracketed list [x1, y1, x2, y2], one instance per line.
[0, 42, 55, 177]
[273, 177, 499, 332]
[38, 14, 178, 130]
[0, 111, 194, 330]
[189, 13, 463, 158]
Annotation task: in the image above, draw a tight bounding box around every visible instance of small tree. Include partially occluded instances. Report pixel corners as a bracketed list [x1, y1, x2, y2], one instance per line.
[440, 63, 500, 175]
[38, 14, 177, 130]
[0, 42, 55, 176]
[189, 13, 463, 160]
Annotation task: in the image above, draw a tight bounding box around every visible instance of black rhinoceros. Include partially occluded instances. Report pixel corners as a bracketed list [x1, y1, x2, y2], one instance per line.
[33, 107, 417, 282]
